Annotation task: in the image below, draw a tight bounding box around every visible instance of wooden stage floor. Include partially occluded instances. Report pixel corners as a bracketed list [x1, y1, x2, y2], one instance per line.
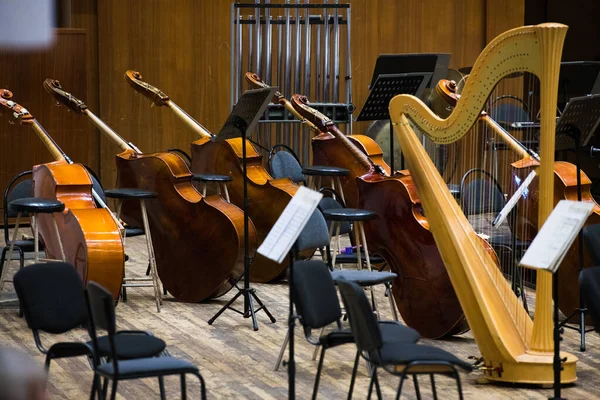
[1, 235, 600, 399]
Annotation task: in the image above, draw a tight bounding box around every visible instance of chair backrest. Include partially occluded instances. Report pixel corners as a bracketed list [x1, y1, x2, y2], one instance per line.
[337, 280, 383, 358]
[579, 267, 600, 333]
[269, 144, 304, 183]
[14, 262, 87, 334]
[295, 210, 330, 252]
[583, 224, 600, 265]
[488, 95, 531, 125]
[317, 188, 351, 235]
[83, 165, 107, 206]
[293, 260, 342, 330]
[4, 171, 33, 244]
[460, 169, 506, 215]
[85, 282, 120, 369]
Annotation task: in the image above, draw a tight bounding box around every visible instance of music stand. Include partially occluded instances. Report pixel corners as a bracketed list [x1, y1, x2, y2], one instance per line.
[208, 87, 278, 331]
[357, 53, 449, 171]
[555, 94, 600, 352]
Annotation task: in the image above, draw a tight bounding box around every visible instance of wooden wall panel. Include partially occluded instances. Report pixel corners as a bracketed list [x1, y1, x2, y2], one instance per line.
[0, 29, 93, 207]
[91, 0, 522, 188]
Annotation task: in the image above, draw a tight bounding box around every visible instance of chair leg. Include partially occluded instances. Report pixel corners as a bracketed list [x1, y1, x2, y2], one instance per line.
[367, 372, 375, 400]
[311, 327, 325, 360]
[159, 376, 166, 399]
[0, 213, 21, 291]
[195, 372, 207, 400]
[180, 374, 187, 400]
[430, 374, 438, 400]
[110, 379, 118, 400]
[312, 346, 327, 400]
[44, 353, 52, 372]
[347, 351, 360, 400]
[101, 378, 109, 399]
[273, 327, 290, 371]
[396, 374, 406, 400]
[89, 374, 101, 400]
[386, 283, 399, 321]
[413, 375, 422, 400]
[455, 372, 464, 400]
[373, 368, 383, 400]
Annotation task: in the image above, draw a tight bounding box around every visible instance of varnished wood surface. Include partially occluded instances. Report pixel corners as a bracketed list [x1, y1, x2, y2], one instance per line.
[0, 29, 97, 208]
[85, 0, 524, 191]
[1, 234, 600, 399]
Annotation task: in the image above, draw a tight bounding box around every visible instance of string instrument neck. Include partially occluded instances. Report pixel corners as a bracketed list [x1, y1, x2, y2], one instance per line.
[82, 109, 137, 153]
[326, 123, 374, 171]
[29, 120, 69, 163]
[480, 113, 539, 161]
[167, 101, 213, 139]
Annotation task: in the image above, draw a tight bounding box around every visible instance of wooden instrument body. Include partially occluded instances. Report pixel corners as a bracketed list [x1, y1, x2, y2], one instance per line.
[357, 171, 469, 338]
[32, 160, 124, 298]
[191, 137, 297, 283]
[512, 159, 600, 321]
[312, 132, 390, 208]
[114, 149, 253, 301]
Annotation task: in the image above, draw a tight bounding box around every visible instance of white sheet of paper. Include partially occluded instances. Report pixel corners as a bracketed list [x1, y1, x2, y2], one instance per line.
[257, 186, 323, 264]
[519, 200, 594, 273]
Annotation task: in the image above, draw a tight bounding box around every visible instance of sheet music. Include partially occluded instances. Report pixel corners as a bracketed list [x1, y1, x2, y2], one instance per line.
[519, 200, 594, 273]
[493, 170, 537, 227]
[257, 186, 323, 264]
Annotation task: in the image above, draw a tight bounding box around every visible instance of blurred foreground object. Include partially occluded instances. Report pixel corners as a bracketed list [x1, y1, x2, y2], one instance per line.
[0, 347, 48, 400]
[0, 0, 54, 49]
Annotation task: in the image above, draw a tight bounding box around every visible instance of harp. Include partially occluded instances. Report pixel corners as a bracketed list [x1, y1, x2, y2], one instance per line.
[389, 24, 575, 384]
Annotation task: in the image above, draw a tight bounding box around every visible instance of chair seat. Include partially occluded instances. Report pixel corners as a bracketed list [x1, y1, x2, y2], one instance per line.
[88, 334, 166, 360]
[319, 330, 354, 348]
[105, 188, 157, 199]
[378, 343, 472, 371]
[303, 165, 350, 177]
[379, 321, 420, 344]
[9, 198, 65, 214]
[192, 173, 232, 183]
[331, 270, 396, 286]
[334, 253, 385, 265]
[322, 208, 376, 221]
[96, 356, 199, 378]
[124, 226, 145, 237]
[3, 239, 38, 253]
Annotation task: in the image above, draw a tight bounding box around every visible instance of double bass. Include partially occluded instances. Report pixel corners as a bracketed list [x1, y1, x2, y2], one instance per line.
[290, 94, 476, 339]
[389, 23, 576, 383]
[43, 80, 255, 302]
[0, 89, 124, 298]
[124, 70, 299, 283]
[245, 72, 390, 209]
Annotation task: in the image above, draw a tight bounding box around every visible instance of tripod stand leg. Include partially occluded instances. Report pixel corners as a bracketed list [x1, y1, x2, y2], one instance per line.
[246, 291, 259, 331]
[207, 290, 243, 325]
[252, 289, 277, 323]
[580, 309, 586, 352]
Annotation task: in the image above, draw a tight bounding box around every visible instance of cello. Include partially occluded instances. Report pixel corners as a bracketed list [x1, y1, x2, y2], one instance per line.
[0, 89, 124, 298]
[290, 94, 480, 339]
[436, 78, 600, 322]
[43, 79, 255, 302]
[244, 72, 390, 209]
[124, 70, 299, 283]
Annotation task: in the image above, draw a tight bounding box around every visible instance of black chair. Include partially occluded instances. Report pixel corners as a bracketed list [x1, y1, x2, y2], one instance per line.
[337, 280, 472, 400]
[85, 282, 206, 400]
[0, 171, 36, 277]
[274, 211, 400, 371]
[282, 260, 420, 399]
[13, 262, 94, 371]
[268, 144, 305, 184]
